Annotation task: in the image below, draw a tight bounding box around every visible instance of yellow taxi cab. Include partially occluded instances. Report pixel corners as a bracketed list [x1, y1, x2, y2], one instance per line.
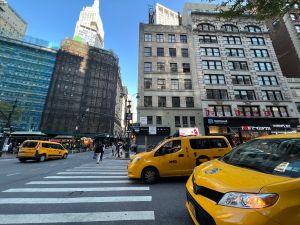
[186, 133, 300, 225]
[17, 140, 68, 162]
[128, 136, 231, 184]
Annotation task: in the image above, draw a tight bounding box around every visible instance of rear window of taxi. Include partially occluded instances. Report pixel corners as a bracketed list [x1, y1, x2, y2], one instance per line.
[22, 142, 38, 148]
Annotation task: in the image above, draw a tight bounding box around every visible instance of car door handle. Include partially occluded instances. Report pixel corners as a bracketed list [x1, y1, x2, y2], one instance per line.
[178, 154, 184, 157]
[218, 149, 223, 152]
[169, 160, 177, 163]
[194, 152, 197, 157]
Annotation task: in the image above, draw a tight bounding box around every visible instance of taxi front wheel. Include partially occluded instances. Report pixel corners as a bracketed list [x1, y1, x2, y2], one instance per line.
[142, 167, 159, 184]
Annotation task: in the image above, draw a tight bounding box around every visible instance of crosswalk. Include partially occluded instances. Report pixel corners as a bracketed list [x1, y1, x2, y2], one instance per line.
[0, 159, 155, 224]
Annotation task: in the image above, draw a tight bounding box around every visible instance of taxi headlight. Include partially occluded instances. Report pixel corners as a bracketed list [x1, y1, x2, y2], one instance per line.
[131, 156, 141, 164]
[218, 192, 278, 209]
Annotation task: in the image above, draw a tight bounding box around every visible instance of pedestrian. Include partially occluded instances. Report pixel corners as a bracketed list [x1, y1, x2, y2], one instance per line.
[94, 142, 101, 163]
[96, 142, 104, 164]
[112, 142, 116, 157]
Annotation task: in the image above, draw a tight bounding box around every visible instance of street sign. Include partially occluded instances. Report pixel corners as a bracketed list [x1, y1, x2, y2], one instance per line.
[125, 113, 132, 120]
[149, 126, 156, 135]
[140, 117, 147, 125]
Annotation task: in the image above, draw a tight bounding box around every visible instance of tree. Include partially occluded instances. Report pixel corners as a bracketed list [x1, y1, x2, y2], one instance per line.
[0, 100, 23, 128]
[209, 0, 300, 20]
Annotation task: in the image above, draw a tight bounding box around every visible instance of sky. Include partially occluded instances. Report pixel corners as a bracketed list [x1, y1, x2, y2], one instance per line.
[7, 0, 209, 95]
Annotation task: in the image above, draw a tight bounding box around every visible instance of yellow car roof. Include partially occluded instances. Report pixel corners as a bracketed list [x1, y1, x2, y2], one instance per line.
[257, 133, 300, 139]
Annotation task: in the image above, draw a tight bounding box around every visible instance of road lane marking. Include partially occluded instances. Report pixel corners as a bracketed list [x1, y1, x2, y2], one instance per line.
[44, 176, 128, 179]
[0, 211, 155, 224]
[6, 173, 20, 177]
[26, 180, 133, 185]
[66, 169, 126, 172]
[57, 172, 127, 175]
[4, 187, 149, 192]
[0, 196, 152, 204]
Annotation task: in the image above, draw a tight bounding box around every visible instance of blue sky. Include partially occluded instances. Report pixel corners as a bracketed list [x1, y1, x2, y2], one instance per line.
[8, 0, 208, 95]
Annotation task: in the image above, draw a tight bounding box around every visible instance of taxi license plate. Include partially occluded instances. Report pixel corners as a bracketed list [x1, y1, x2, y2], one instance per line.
[188, 201, 196, 218]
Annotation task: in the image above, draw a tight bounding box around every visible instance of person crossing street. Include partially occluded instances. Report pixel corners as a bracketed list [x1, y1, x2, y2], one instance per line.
[94, 142, 104, 164]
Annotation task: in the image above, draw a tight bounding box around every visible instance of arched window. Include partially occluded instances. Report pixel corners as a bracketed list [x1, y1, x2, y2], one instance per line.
[245, 25, 262, 33]
[197, 23, 215, 31]
[221, 24, 239, 32]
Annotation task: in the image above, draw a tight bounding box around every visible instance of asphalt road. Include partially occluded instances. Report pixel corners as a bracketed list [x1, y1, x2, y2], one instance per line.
[0, 151, 194, 225]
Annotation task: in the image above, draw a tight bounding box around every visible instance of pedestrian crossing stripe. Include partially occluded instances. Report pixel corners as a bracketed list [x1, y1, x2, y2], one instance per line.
[26, 180, 133, 185]
[0, 196, 152, 204]
[0, 211, 155, 224]
[44, 175, 128, 179]
[3, 187, 150, 192]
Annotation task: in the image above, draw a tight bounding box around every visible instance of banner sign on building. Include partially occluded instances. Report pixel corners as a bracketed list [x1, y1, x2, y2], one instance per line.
[242, 126, 271, 131]
[179, 128, 199, 136]
[149, 126, 157, 135]
[140, 117, 147, 125]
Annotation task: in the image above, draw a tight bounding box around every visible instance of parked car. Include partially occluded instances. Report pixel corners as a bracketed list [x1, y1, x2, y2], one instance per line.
[186, 133, 300, 225]
[128, 136, 231, 184]
[17, 140, 68, 162]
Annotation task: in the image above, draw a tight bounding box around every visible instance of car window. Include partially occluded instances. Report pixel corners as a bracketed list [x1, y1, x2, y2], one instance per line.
[210, 139, 228, 148]
[221, 138, 300, 178]
[51, 144, 60, 149]
[42, 143, 50, 148]
[190, 139, 210, 150]
[22, 142, 38, 148]
[156, 140, 182, 155]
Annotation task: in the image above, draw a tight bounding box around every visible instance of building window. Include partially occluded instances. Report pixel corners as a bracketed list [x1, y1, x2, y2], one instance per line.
[183, 63, 191, 73]
[171, 79, 179, 89]
[296, 102, 300, 112]
[144, 96, 152, 107]
[251, 49, 269, 57]
[266, 106, 289, 117]
[208, 105, 232, 116]
[204, 74, 225, 85]
[258, 76, 278, 85]
[175, 116, 181, 127]
[144, 62, 152, 72]
[157, 79, 166, 89]
[147, 116, 153, 125]
[296, 25, 300, 33]
[156, 34, 164, 42]
[181, 48, 189, 57]
[172, 97, 180, 107]
[224, 36, 242, 45]
[144, 33, 152, 42]
[232, 75, 252, 85]
[182, 116, 188, 127]
[202, 60, 222, 70]
[228, 61, 248, 70]
[290, 14, 296, 21]
[170, 63, 178, 73]
[221, 24, 239, 32]
[206, 89, 228, 100]
[234, 90, 256, 100]
[238, 106, 261, 117]
[157, 62, 165, 72]
[158, 96, 166, 107]
[199, 35, 218, 44]
[254, 62, 274, 71]
[144, 47, 152, 57]
[186, 97, 194, 108]
[156, 116, 162, 125]
[245, 25, 262, 33]
[190, 116, 196, 127]
[248, 37, 265, 45]
[144, 78, 152, 89]
[168, 34, 176, 43]
[184, 79, 192, 89]
[180, 35, 187, 43]
[200, 47, 220, 56]
[197, 23, 215, 31]
[169, 48, 176, 57]
[225, 48, 245, 57]
[262, 90, 283, 101]
[157, 48, 164, 57]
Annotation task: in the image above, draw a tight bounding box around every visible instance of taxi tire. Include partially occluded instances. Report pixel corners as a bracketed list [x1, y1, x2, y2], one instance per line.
[39, 154, 46, 162]
[62, 154, 68, 159]
[142, 167, 159, 184]
[19, 159, 26, 163]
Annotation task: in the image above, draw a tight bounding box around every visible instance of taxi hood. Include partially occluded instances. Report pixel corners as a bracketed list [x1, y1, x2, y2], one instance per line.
[131, 151, 150, 159]
[193, 160, 290, 193]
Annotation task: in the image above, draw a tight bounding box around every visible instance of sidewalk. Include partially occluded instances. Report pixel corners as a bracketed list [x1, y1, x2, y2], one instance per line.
[0, 152, 17, 160]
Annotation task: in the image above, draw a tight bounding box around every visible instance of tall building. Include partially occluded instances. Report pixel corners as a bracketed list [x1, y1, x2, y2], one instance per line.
[149, 3, 180, 26]
[183, 3, 299, 138]
[0, 0, 27, 40]
[266, 3, 300, 78]
[40, 38, 120, 136]
[0, 35, 57, 131]
[74, 0, 104, 49]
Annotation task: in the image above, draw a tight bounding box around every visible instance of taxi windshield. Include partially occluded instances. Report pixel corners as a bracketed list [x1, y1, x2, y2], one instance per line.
[221, 138, 300, 178]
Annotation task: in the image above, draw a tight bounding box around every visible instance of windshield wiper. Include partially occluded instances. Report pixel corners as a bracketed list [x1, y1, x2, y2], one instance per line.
[230, 162, 273, 174]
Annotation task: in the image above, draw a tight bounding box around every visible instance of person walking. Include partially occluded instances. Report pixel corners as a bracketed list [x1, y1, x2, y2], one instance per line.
[112, 143, 116, 157]
[94, 142, 103, 164]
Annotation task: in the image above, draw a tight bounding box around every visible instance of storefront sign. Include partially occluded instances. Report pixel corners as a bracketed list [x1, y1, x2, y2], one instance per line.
[272, 124, 291, 128]
[179, 128, 199, 136]
[242, 126, 271, 131]
[149, 126, 157, 135]
[140, 117, 147, 125]
[207, 118, 228, 125]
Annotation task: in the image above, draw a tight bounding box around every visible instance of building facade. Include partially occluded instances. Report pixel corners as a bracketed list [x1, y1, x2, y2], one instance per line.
[286, 77, 300, 119]
[183, 3, 299, 139]
[40, 38, 119, 136]
[137, 23, 203, 146]
[0, 35, 57, 131]
[150, 3, 180, 26]
[266, 3, 300, 78]
[0, 0, 27, 40]
[74, 0, 104, 49]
